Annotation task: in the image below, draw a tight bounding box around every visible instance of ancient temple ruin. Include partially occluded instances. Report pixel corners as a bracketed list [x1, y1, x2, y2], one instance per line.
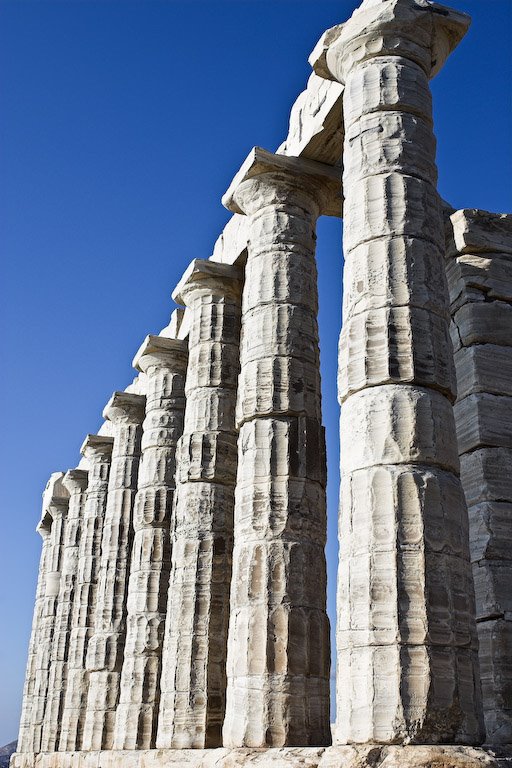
[11, 0, 512, 766]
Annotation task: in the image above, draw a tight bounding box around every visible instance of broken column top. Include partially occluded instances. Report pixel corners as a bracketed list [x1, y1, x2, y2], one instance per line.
[446, 209, 512, 257]
[172, 259, 243, 306]
[132, 334, 188, 374]
[103, 391, 146, 425]
[62, 468, 89, 493]
[310, 0, 471, 83]
[222, 146, 342, 218]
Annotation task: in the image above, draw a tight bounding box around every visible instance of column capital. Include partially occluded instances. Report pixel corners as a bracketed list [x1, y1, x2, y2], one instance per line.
[172, 259, 243, 306]
[133, 334, 188, 374]
[222, 146, 341, 218]
[62, 468, 89, 494]
[103, 391, 146, 425]
[311, 0, 470, 83]
[80, 433, 114, 461]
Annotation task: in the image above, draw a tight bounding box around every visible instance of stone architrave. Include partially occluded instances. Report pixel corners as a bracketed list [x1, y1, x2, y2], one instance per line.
[220, 147, 338, 748]
[40, 469, 89, 752]
[29, 476, 70, 754]
[81, 393, 146, 751]
[312, 0, 484, 745]
[16, 474, 69, 753]
[113, 336, 188, 750]
[58, 435, 114, 752]
[156, 260, 242, 749]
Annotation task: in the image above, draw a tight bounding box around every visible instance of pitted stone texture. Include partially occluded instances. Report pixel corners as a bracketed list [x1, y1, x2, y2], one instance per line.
[157, 261, 241, 749]
[223, 152, 331, 747]
[59, 436, 113, 752]
[9, 745, 509, 768]
[338, 306, 456, 401]
[342, 237, 449, 321]
[41, 470, 88, 752]
[114, 338, 187, 751]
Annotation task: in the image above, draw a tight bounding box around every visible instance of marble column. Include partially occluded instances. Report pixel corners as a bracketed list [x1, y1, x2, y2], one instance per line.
[81, 393, 145, 751]
[59, 434, 114, 752]
[156, 260, 242, 749]
[30, 476, 70, 753]
[114, 336, 188, 750]
[17, 474, 69, 753]
[41, 469, 89, 752]
[221, 148, 338, 748]
[314, 0, 484, 745]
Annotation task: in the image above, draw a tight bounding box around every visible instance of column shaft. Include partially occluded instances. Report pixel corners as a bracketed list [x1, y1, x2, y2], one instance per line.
[58, 435, 113, 751]
[114, 336, 188, 750]
[320, 0, 484, 744]
[41, 470, 88, 752]
[156, 261, 242, 748]
[81, 393, 145, 751]
[222, 149, 336, 748]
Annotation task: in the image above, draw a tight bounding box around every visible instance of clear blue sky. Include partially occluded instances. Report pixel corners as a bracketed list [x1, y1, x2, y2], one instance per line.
[0, 0, 510, 747]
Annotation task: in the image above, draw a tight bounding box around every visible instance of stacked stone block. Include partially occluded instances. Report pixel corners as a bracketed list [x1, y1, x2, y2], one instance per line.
[114, 336, 188, 750]
[313, 0, 483, 744]
[157, 260, 242, 749]
[447, 208, 512, 745]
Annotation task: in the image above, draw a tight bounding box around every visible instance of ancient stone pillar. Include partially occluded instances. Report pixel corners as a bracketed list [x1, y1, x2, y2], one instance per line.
[58, 434, 114, 752]
[81, 392, 145, 751]
[313, 0, 484, 744]
[156, 260, 242, 749]
[114, 335, 188, 750]
[30, 476, 70, 753]
[221, 148, 338, 748]
[17, 474, 69, 753]
[41, 469, 89, 752]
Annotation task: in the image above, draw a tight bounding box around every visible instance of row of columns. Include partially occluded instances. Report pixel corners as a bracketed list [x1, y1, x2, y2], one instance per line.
[18, 0, 491, 752]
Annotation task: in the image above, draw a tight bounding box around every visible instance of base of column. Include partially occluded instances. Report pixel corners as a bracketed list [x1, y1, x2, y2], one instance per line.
[10, 745, 512, 768]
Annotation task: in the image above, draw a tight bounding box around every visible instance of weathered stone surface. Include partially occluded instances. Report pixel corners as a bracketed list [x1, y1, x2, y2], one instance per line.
[452, 301, 512, 348]
[455, 394, 512, 454]
[157, 261, 242, 749]
[59, 435, 113, 752]
[461, 449, 512, 508]
[447, 252, 512, 311]
[469, 503, 512, 563]
[455, 346, 512, 400]
[222, 151, 332, 748]
[114, 337, 188, 751]
[9, 745, 510, 768]
[478, 619, 512, 745]
[446, 209, 512, 258]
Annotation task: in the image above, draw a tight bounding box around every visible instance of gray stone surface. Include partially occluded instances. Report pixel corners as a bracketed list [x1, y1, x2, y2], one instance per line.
[156, 260, 242, 749]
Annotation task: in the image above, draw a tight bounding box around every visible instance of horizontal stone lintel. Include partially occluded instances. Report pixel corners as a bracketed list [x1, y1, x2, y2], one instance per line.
[9, 746, 511, 768]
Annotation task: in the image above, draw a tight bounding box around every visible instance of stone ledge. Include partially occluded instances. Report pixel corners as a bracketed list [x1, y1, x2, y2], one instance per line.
[10, 746, 512, 768]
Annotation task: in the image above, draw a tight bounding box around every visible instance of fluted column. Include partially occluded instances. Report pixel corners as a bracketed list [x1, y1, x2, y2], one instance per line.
[30, 476, 70, 753]
[41, 469, 89, 752]
[81, 392, 145, 751]
[114, 336, 188, 750]
[59, 435, 113, 752]
[17, 474, 68, 753]
[221, 148, 338, 748]
[156, 260, 242, 749]
[316, 0, 484, 744]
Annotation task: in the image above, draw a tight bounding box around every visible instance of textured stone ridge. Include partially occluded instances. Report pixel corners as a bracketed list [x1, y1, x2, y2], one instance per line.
[9, 745, 512, 768]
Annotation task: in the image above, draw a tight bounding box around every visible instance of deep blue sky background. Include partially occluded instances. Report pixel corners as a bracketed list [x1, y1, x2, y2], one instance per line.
[1, 0, 510, 747]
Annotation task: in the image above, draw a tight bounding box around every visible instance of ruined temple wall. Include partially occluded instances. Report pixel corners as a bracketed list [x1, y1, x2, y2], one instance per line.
[447, 209, 512, 745]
